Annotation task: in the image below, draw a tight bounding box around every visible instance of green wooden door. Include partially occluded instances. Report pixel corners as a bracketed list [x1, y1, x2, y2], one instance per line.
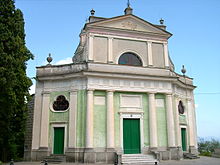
[53, 127, 65, 154]
[181, 128, 187, 151]
[123, 119, 141, 154]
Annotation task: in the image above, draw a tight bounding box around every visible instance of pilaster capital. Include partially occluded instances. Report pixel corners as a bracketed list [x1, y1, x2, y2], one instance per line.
[87, 88, 95, 92]
[41, 91, 50, 96]
[89, 34, 94, 38]
[165, 93, 173, 96]
[69, 90, 77, 94]
[148, 91, 157, 95]
[107, 89, 115, 93]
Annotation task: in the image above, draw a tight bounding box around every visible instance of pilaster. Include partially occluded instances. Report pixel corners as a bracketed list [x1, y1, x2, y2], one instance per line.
[39, 92, 50, 148]
[149, 93, 158, 148]
[107, 90, 115, 148]
[68, 90, 77, 148]
[166, 94, 176, 147]
[147, 41, 153, 66]
[86, 89, 94, 148]
[175, 98, 182, 147]
[187, 99, 195, 147]
[88, 35, 94, 61]
[163, 43, 169, 68]
[108, 38, 113, 63]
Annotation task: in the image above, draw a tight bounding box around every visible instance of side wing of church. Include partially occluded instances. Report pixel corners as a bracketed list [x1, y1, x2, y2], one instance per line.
[25, 5, 198, 164]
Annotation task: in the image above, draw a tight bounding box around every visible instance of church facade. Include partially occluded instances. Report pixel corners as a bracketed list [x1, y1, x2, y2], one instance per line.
[26, 5, 198, 163]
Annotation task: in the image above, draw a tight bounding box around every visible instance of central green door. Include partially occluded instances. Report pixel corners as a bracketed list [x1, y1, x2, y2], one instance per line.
[53, 127, 65, 154]
[181, 128, 187, 151]
[123, 119, 141, 154]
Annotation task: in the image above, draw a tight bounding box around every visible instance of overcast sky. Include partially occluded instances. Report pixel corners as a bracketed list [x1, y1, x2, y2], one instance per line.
[15, 0, 220, 140]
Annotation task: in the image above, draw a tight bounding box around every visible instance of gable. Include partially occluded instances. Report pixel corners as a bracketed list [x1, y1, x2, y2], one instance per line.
[87, 15, 171, 36]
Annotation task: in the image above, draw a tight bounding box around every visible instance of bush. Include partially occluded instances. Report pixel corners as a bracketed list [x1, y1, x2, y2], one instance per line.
[198, 138, 220, 156]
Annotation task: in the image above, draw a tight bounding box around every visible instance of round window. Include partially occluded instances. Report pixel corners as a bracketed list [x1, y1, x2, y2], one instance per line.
[53, 95, 69, 111]
[118, 52, 142, 66]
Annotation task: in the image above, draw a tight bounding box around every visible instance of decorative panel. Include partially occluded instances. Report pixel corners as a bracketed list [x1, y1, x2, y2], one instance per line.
[120, 95, 142, 108]
[94, 96, 106, 105]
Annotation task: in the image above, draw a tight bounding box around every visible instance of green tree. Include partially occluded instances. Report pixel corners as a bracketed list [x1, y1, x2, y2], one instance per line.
[0, 0, 33, 161]
[198, 138, 220, 156]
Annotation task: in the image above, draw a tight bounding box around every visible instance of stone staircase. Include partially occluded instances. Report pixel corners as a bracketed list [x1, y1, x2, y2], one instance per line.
[183, 153, 199, 159]
[43, 154, 66, 163]
[121, 154, 159, 165]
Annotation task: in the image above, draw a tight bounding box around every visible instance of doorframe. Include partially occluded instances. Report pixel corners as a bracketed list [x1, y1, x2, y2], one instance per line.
[119, 113, 144, 153]
[51, 123, 67, 154]
[180, 125, 188, 152]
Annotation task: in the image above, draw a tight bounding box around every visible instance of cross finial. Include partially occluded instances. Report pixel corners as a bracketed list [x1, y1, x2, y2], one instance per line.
[127, 0, 130, 7]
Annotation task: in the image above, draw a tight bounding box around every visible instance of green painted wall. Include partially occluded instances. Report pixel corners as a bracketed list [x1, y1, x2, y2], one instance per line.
[156, 94, 168, 147]
[114, 92, 149, 148]
[76, 90, 87, 147]
[49, 91, 70, 122]
[49, 91, 70, 149]
[93, 91, 107, 147]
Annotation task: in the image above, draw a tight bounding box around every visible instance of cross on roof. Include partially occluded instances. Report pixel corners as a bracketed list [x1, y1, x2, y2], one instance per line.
[127, 0, 130, 7]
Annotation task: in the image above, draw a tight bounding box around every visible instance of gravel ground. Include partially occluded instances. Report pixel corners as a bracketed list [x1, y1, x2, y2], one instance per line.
[2, 156, 220, 165]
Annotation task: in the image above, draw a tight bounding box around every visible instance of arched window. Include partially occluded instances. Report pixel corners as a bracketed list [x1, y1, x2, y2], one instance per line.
[53, 95, 69, 111]
[118, 52, 142, 66]
[178, 100, 185, 114]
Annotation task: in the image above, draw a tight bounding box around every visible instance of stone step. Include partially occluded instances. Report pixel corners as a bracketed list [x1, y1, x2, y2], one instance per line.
[183, 153, 199, 159]
[121, 154, 158, 165]
[43, 154, 66, 163]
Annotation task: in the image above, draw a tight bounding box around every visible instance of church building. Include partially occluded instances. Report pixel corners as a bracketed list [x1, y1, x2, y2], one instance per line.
[25, 4, 198, 164]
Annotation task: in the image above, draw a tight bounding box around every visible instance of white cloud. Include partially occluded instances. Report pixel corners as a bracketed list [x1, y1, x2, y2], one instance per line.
[29, 84, 36, 95]
[54, 57, 72, 65]
[195, 104, 199, 108]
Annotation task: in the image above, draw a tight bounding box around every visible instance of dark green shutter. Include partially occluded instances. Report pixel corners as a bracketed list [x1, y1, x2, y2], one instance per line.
[123, 119, 141, 154]
[53, 127, 65, 154]
[181, 128, 187, 151]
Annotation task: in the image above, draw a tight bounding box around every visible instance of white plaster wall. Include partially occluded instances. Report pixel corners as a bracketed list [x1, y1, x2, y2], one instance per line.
[152, 43, 165, 68]
[93, 36, 108, 63]
[32, 81, 44, 149]
[112, 38, 148, 66]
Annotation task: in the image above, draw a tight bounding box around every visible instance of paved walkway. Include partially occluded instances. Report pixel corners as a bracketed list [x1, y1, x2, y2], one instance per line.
[2, 156, 220, 165]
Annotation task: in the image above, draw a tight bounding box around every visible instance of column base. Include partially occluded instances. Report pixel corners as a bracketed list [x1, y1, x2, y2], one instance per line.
[189, 146, 199, 155]
[30, 147, 50, 161]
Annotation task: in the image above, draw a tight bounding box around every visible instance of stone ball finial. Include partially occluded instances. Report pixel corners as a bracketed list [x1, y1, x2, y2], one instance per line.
[181, 65, 186, 75]
[47, 53, 53, 65]
[160, 18, 164, 25]
[90, 9, 95, 16]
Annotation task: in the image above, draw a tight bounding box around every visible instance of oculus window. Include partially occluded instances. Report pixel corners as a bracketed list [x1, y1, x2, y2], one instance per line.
[118, 52, 142, 66]
[53, 95, 69, 111]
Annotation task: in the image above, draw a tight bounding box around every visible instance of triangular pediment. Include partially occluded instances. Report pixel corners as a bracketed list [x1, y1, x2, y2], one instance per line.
[87, 15, 171, 36]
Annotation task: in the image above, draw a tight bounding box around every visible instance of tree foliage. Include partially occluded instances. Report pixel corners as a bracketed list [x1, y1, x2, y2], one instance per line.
[198, 138, 220, 156]
[0, 0, 33, 161]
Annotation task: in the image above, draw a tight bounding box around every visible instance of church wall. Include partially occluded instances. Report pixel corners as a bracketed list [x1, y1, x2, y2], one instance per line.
[93, 36, 108, 63]
[31, 81, 43, 150]
[93, 91, 107, 147]
[143, 94, 150, 148]
[113, 92, 121, 148]
[152, 43, 165, 68]
[49, 91, 70, 151]
[156, 94, 168, 147]
[113, 92, 150, 150]
[112, 39, 148, 65]
[76, 90, 87, 148]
